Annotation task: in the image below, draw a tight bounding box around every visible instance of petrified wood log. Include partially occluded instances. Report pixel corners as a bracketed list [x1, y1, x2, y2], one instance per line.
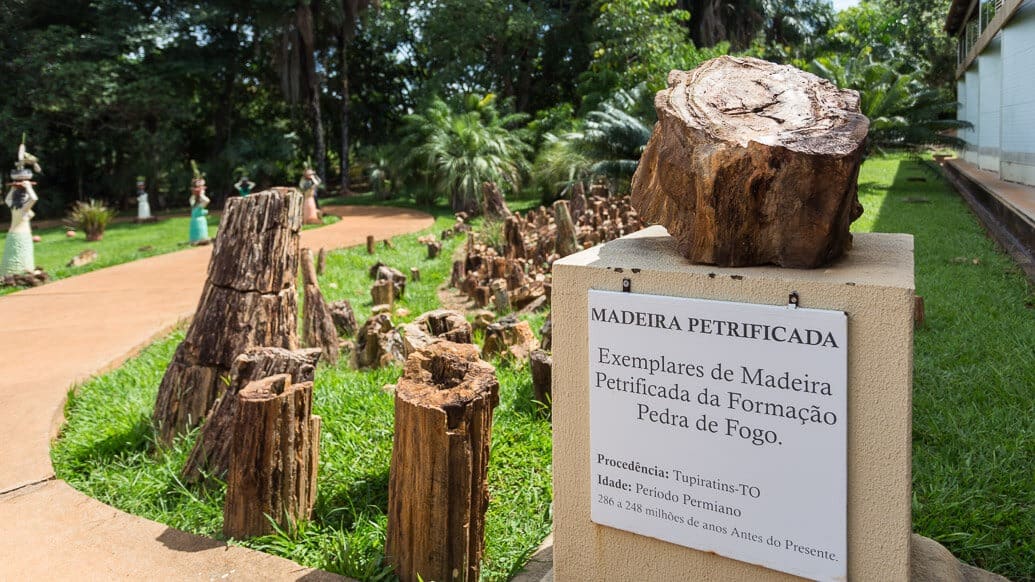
[386, 341, 499, 582]
[552, 200, 579, 258]
[329, 299, 357, 338]
[316, 247, 327, 275]
[153, 191, 302, 444]
[400, 309, 473, 356]
[353, 313, 405, 369]
[370, 262, 407, 297]
[371, 279, 395, 307]
[631, 56, 869, 268]
[450, 260, 466, 288]
[223, 374, 320, 539]
[301, 248, 339, 365]
[504, 216, 526, 260]
[482, 315, 540, 360]
[529, 348, 553, 410]
[409, 267, 420, 282]
[183, 347, 321, 484]
[427, 241, 442, 260]
[482, 181, 512, 219]
[570, 182, 587, 223]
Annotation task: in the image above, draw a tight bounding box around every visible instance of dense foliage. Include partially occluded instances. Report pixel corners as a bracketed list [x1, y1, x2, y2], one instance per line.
[0, 0, 958, 218]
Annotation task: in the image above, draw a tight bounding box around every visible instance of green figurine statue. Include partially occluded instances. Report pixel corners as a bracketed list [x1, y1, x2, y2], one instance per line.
[188, 161, 210, 245]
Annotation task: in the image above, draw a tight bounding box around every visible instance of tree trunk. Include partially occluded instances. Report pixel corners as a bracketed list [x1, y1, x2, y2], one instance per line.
[339, 31, 350, 195]
[153, 191, 302, 444]
[301, 248, 340, 364]
[503, 216, 525, 260]
[631, 56, 868, 268]
[223, 374, 320, 539]
[298, 1, 327, 181]
[386, 342, 499, 582]
[183, 347, 321, 484]
[481, 181, 512, 219]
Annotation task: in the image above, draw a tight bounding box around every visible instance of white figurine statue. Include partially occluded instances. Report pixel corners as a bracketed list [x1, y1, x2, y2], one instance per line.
[2, 142, 41, 276]
[136, 177, 152, 220]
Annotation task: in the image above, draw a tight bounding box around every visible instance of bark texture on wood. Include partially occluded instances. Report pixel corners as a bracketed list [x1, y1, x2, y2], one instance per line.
[353, 313, 405, 369]
[386, 342, 499, 582]
[316, 248, 327, 275]
[503, 216, 525, 260]
[223, 374, 320, 539]
[552, 200, 579, 258]
[400, 309, 474, 357]
[529, 349, 553, 410]
[183, 347, 321, 484]
[371, 279, 395, 307]
[329, 299, 357, 338]
[366, 235, 375, 254]
[153, 190, 302, 444]
[631, 57, 869, 268]
[482, 315, 540, 360]
[301, 248, 339, 365]
[481, 181, 512, 220]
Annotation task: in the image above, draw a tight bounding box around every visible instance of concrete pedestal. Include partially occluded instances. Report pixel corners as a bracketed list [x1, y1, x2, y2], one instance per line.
[551, 226, 915, 581]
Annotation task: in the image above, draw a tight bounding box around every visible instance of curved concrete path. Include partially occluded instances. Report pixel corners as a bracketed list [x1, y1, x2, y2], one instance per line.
[0, 205, 433, 579]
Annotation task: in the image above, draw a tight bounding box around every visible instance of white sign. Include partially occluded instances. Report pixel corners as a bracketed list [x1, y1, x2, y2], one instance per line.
[588, 289, 847, 582]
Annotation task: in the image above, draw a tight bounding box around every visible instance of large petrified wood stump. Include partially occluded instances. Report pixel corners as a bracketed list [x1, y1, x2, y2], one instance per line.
[631, 56, 869, 268]
[386, 341, 500, 582]
[153, 191, 302, 444]
[182, 347, 321, 484]
[223, 374, 320, 539]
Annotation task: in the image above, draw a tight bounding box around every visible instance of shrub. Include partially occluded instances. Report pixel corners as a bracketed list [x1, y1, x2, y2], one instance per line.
[68, 199, 117, 241]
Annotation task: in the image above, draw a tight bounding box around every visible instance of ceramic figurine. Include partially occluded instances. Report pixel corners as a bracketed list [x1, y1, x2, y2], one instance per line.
[234, 174, 256, 197]
[298, 164, 322, 225]
[136, 176, 152, 220]
[2, 142, 41, 276]
[188, 161, 210, 244]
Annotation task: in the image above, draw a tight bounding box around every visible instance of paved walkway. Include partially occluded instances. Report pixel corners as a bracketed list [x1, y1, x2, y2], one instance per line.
[0, 205, 432, 580]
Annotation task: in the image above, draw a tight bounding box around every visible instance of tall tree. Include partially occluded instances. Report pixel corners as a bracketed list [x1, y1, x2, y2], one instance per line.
[327, 0, 378, 194]
[278, 1, 327, 182]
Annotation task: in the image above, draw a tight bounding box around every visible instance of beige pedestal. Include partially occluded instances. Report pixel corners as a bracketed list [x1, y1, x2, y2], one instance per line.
[552, 226, 915, 581]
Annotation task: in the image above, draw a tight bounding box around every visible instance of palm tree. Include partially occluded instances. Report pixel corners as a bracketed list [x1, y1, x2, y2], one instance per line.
[809, 53, 970, 153]
[403, 95, 531, 214]
[276, 1, 327, 181]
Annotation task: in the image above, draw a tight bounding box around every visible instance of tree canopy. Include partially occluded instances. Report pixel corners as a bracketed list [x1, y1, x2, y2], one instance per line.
[0, 0, 958, 217]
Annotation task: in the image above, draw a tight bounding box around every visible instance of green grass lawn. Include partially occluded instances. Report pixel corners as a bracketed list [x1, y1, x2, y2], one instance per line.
[51, 208, 553, 581]
[852, 155, 1034, 580]
[49, 157, 1033, 580]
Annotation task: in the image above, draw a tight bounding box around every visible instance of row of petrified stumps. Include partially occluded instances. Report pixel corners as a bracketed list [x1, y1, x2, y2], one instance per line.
[150, 189, 500, 582]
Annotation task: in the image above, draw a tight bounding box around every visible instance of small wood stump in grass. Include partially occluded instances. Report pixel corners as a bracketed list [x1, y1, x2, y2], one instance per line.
[182, 347, 320, 484]
[483, 315, 540, 361]
[530, 348, 552, 412]
[371, 279, 395, 307]
[223, 373, 320, 539]
[386, 341, 499, 582]
[329, 299, 357, 338]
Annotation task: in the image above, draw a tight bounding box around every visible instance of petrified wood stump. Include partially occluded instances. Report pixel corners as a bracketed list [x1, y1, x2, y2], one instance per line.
[371, 279, 395, 307]
[529, 349, 553, 411]
[353, 313, 405, 369]
[504, 216, 526, 260]
[386, 341, 500, 582]
[223, 374, 320, 539]
[329, 299, 358, 338]
[183, 347, 321, 484]
[153, 190, 302, 444]
[631, 56, 869, 268]
[552, 200, 579, 258]
[483, 315, 540, 360]
[301, 248, 339, 365]
[400, 309, 474, 357]
[482, 181, 512, 219]
[427, 241, 442, 260]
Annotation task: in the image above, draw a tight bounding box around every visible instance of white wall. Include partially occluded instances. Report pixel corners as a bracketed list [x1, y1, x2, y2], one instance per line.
[978, 36, 1002, 171]
[965, 69, 981, 166]
[1000, 0, 1035, 185]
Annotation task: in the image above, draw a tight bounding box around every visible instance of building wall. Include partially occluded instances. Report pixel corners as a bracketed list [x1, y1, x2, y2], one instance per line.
[964, 68, 981, 166]
[977, 37, 1002, 171]
[1000, 0, 1035, 185]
